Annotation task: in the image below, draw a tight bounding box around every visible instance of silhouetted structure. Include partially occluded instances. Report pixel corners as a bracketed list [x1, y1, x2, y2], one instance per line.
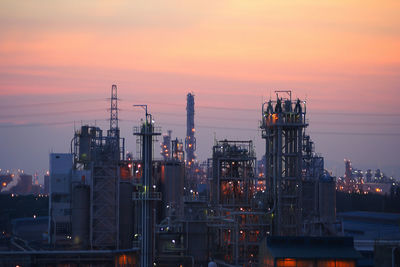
[261, 91, 307, 236]
[185, 92, 196, 169]
[0, 88, 347, 267]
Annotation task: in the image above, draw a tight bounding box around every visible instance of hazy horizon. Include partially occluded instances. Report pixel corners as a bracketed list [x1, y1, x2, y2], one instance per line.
[1, 1, 399, 179]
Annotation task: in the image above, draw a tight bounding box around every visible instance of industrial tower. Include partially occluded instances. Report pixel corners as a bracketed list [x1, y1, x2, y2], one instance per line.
[260, 91, 307, 236]
[160, 130, 172, 160]
[68, 85, 125, 249]
[185, 93, 196, 168]
[208, 140, 269, 265]
[133, 105, 161, 267]
[109, 84, 119, 139]
[91, 84, 122, 249]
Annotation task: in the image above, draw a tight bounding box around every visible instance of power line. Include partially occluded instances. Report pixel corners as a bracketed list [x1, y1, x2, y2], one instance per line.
[3, 97, 400, 117]
[309, 131, 400, 137]
[0, 119, 110, 128]
[129, 110, 400, 126]
[0, 108, 106, 119]
[0, 98, 105, 109]
[0, 121, 75, 128]
[1, 119, 399, 137]
[128, 99, 400, 117]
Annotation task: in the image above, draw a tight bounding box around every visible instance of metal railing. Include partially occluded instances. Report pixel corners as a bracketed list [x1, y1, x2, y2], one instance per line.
[132, 191, 162, 201]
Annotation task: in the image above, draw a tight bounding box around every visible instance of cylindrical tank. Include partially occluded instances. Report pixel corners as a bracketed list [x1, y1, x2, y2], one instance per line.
[302, 180, 318, 218]
[72, 184, 90, 249]
[18, 174, 33, 194]
[319, 177, 336, 223]
[161, 162, 184, 218]
[79, 126, 91, 162]
[119, 181, 133, 249]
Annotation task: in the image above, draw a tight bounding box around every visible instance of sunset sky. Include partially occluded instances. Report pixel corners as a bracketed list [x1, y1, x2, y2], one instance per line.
[1, 0, 400, 178]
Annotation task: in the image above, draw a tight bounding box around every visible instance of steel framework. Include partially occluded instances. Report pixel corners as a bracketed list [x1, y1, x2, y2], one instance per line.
[90, 164, 118, 249]
[208, 140, 269, 266]
[133, 105, 161, 267]
[261, 91, 307, 236]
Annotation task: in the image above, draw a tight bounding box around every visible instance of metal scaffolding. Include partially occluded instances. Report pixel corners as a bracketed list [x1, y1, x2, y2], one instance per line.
[70, 85, 124, 250]
[133, 105, 161, 267]
[160, 130, 172, 160]
[208, 140, 269, 266]
[261, 91, 307, 236]
[90, 163, 118, 249]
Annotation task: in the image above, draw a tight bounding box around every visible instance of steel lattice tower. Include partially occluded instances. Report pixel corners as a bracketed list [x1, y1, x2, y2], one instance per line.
[89, 85, 123, 249]
[109, 84, 119, 139]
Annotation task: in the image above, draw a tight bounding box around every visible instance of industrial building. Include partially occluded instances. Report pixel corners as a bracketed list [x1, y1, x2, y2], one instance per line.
[260, 91, 338, 237]
[207, 140, 269, 265]
[259, 236, 360, 267]
[0, 88, 351, 267]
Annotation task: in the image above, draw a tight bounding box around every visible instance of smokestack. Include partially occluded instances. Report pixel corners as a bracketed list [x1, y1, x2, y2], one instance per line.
[185, 92, 196, 168]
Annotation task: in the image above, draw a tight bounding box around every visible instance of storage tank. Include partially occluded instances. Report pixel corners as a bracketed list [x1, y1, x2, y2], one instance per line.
[302, 180, 318, 219]
[161, 161, 184, 218]
[78, 125, 91, 162]
[72, 184, 90, 249]
[318, 174, 336, 223]
[119, 181, 133, 249]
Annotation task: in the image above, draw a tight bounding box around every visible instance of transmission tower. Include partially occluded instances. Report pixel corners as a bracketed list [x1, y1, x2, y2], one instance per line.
[109, 84, 119, 139]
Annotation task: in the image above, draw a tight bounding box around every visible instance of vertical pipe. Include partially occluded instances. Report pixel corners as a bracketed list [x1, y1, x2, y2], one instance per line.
[140, 122, 154, 267]
[277, 126, 282, 235]
[90, 164, 94, 249]
[235, 221, 239, 266]
[297, 127, 303, 235]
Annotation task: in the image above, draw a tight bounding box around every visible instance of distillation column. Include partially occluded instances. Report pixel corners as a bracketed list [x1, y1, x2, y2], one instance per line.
[133, 105, 161, 267]
[185, 93, 196, 169]
[261, 91, 307, 236]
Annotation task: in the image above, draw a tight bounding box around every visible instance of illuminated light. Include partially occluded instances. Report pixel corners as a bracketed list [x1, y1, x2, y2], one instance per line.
[128, 164, 132, 168]
[138, 164, 141, 168]
[33, 215, 37, 219]
[2, 182, 6, 187]
[277, 258, 296, 267]
[192, 128, 195, 132]
[172, 239, 176, 244]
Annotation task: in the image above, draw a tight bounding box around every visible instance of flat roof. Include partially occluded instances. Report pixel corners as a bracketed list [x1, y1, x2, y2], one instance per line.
[266, 236, 361, 260]
[338, 211, 400, 223]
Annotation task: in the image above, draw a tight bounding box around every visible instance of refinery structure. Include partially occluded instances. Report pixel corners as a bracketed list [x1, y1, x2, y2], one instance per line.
[0, 86, 363, 267]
